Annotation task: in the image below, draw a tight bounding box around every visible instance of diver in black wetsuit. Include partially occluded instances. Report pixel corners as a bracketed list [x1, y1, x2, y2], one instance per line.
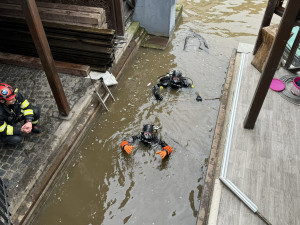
[152, 70, 202, 101]
[120, 124, 173, 159]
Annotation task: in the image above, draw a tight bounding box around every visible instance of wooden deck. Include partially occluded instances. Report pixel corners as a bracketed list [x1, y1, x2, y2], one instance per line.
[207, 44, 299, 225]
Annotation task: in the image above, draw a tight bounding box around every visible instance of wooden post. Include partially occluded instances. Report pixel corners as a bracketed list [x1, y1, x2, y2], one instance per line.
[21, 0, 70, 116]
[244, 0, 300, 129]
[115, 0, 125, 35]
[111, 0, 124, 36]
[284, 27, 300, 69]
[253, 0, 278, 55]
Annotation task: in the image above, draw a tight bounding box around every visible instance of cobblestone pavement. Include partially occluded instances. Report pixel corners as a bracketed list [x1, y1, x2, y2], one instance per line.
[0, 63, 92, 218]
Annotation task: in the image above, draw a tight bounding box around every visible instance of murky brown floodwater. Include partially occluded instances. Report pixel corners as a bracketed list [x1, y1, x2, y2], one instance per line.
[33, 1, 270, 224]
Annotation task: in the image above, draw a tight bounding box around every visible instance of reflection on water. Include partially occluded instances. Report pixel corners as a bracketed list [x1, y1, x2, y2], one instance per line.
[181, 0, 267, 38]
[33, 1, 269, 224]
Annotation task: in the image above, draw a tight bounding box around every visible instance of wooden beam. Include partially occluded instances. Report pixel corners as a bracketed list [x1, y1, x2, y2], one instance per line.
[244, 0, 300, 129]
[113, 0, 125, 36]
[110, 0, 124, 36]
[0, 3, 104, 26]
[253, 0, 278, 55]
[0, 0, 104, 14]
[21, 0, 70, 116]
[0, 52, 90, 77]
[110, 0, 117, 34]
[251, 24, 280, 73]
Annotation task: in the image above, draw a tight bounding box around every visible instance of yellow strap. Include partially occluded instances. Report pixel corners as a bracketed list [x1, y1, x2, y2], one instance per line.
[23, 109, 33, 116]
[21, 99, 29, 109]
[6, 125, 13, 135]
[32, 120, 38, 125]
[0, 122, 7, 132]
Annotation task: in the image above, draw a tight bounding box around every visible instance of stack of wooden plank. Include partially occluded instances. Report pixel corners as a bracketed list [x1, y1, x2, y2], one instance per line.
[0, 0, 115, 71]
[0, 0, 107, 28]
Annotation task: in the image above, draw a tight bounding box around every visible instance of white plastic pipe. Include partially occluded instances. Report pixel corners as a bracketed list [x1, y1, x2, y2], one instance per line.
[219, 53, 258, 214]
[220, 53, 245, 178]
[219, 177, 258, 213]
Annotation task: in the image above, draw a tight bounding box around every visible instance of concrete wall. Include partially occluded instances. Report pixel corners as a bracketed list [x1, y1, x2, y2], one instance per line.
[133, 0, 177, 37]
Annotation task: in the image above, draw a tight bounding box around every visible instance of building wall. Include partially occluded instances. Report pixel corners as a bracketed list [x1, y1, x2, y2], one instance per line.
[133, 0, 176, 37]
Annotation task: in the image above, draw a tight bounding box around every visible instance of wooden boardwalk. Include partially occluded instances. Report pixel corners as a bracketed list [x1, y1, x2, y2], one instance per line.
[207, 44, 300, 225]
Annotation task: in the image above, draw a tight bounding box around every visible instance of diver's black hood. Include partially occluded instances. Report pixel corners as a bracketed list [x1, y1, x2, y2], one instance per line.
[170, 72, 183, 88]
[141, 124, 154, 143]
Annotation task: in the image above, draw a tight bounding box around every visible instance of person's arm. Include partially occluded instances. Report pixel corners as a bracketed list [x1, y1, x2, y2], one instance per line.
[156, 140, 173, 158]
[153, 75, 171, 100]
[182, 78, 194, 88]
[152, 84, 163, 100]
[120, 135, 139, 154]
[181, 78, 203, 101]
[17, 92, 34, 122]
[0, 117, 22, 136]
[16, 92, 34, 133]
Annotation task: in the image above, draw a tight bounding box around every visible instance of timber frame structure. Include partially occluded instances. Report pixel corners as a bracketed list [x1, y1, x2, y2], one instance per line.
[244, 0, 300, 129]
[11, 0, 134, 116]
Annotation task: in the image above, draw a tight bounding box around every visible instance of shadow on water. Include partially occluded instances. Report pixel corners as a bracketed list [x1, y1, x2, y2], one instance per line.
[33, 0, 270, 224]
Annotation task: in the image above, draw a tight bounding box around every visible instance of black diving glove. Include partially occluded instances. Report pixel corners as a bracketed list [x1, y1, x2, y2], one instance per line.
[196, 92, 202, 102]
[155, 94, 163, 101]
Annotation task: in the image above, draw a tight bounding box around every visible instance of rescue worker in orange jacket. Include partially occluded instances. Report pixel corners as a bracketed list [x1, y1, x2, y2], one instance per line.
[120, 124, 173, 159]
[0, 83, 41, 145]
